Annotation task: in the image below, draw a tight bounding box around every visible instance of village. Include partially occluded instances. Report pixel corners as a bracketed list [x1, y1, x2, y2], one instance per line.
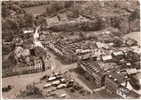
[2, 0, 141, 99]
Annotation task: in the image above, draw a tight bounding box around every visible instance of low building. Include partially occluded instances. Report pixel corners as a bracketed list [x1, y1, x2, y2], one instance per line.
[124, 32, 140, 46]
[112, 51, 125, 60]
[101, 55, 113, 62]
[125, 38, 137, 46]
[34, 57, 43, 70]
[96, 42, 109, 49]
[23, 29, 34, 34]
[130, 46, 141, 55]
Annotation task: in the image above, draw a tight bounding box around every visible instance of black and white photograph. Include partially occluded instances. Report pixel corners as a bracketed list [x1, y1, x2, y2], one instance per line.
[1, 0, 141, 99]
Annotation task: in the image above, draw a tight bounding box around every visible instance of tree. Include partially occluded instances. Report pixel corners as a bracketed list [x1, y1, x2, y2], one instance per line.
[35, 15, 47, 26]
[2, 18, 17, 31]
[23, 13, 34, 27]
[2, 6, 10, 18]
[64, 1, 74, 8]
[129, 8, 140, 32]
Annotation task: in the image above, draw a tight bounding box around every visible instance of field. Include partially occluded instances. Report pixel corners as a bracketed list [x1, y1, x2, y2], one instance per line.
[23, 5, 47, 16]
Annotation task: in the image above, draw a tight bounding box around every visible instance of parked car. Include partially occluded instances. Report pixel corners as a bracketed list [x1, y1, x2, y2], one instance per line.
[43, 83, 52, 88]
[40, 75, 49, 80]
[57, 84, 67, 89]
[60, 78, 66, 83]
[46, 87, 56, 92]
[46, 93, 57, 97]
[59, 93, 67, 98]
[52, 80, 61, 86]
[47, 76, 57, 82]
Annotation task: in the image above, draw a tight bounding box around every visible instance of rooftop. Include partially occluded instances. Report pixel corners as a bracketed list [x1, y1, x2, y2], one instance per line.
[80, 60, 120, 74]
[124, 32, 141, 46]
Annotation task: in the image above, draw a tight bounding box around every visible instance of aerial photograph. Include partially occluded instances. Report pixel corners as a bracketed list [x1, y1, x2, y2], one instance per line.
[2, 0, 141, 99]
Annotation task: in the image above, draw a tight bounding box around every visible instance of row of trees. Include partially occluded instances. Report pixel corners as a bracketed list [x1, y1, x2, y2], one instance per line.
[2, 1, 40, 42]
[79, 1, 140, 33]
[2, 13, 34, 41]
[45, 1, 81, 17]
[19, 1, 50, 8]
[2, 1, 25, 18]
[44, 0, 140, 33]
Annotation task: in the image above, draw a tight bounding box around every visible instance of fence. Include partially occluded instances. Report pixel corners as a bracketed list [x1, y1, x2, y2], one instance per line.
[2, 65, 43, 78]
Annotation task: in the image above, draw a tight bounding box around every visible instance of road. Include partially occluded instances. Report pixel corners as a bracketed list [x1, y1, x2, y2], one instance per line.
[2, 48, 77, 99]
[2, 72, 46, 98]
[70, 72, 93, 93]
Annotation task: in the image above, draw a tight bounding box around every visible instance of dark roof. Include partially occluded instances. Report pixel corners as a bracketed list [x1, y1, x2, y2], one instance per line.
[107, 71, 126, 84]
[80, 60, 104, 76]
[22, 38, 33, 49]
[34, 46, 47, 57]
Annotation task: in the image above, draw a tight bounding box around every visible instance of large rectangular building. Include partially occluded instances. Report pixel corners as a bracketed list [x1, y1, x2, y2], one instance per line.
[78, 60, 120, 87]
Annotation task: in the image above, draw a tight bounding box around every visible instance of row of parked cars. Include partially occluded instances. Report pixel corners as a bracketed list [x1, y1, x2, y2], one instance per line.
[40, 72, 89, 98]
[40, 72, 74, 98]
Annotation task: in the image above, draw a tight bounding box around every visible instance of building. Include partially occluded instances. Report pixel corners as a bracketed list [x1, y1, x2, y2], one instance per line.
[105, 71, 127, 94]
[124, 32, 141, 46]
[34, 57, 43, 70]
[112, 51, 125, 60]
[78, 60, 120, 87]
[23, 29, 34, 34]
[78, 60, 104, 87]
[101, 55, 113, 62]
[105, 71, 141, 98]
